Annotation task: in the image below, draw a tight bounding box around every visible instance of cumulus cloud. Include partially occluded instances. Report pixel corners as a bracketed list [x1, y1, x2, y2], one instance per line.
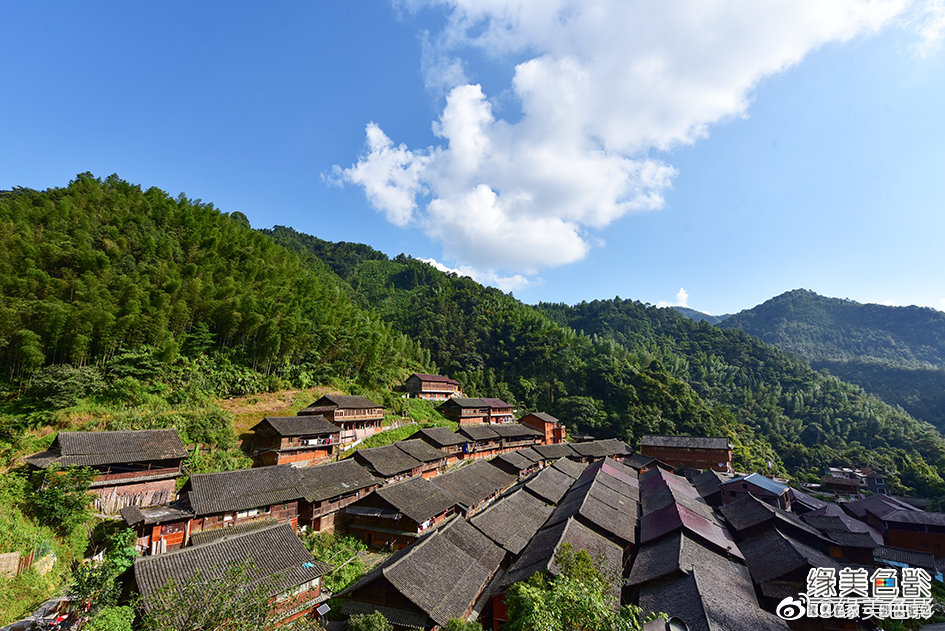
[658, 287, 691, 309]
[337, 0, 939, 286]
[419, 257, 532, 292]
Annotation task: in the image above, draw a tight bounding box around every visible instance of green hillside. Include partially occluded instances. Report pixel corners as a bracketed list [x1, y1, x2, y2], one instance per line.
[268, 229, 945, 496]
[720, 289, 945, 429]
[539, 297, 945, 495]
[0, 174, 429, 396]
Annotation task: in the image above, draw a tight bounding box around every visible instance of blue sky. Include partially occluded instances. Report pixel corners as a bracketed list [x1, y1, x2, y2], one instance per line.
[2, 1, 944, 315]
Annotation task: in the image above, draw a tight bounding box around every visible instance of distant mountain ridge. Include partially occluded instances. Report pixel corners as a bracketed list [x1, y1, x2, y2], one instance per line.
[670, 306, 730, 325]
[719, 289, 945, 430]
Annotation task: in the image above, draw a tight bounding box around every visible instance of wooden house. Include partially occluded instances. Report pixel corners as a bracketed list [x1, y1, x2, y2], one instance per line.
[821, 475, 862, 497]
[438, 398, 490, 426]
[456, 425, 502, 459]
[490, 448, 542, 479]
[353, 445, 424, 483]
[639, 435, 732, 472]
[407, 427, 465, 464]
[430, 460, 516, 517]
[346, 476, 457, 549]
[469, 488, 554, 558]
[481, 398, 515, 424]
[133, 523, 331, 624]
[404, 373, 464, 400]
[490, 423, 544, 452]
[339, 518, 504, 630]
[391, 439, 450, 478]
[26, 429, 188, 515]
[720, 473, 791, 510]
[298, 395, 386, 445]
[120, 503, 194, 555]
[518, 412, 566, 445]
[182, 465, 305, 537]
[297, 460, 380, 533]
[625, 531, 788, 631]
[568, 438, 633, 463]
[247, 415, 340, 467]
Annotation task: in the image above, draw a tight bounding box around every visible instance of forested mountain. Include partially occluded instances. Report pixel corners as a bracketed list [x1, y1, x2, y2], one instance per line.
[720, 289, 945, 431]
[670, 306, 730, 325]
[268, 228, 945, 495]
[0, 174, 429, 394]
[3, 176, 945, 496]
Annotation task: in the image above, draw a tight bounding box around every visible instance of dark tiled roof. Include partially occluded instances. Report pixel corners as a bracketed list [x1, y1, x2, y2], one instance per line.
[514, 447, 543, 463]
[298, 460, 379, 502]
[185, 465, 303, 516]
[721, 473, 788, 496]
[189, 517, 279, 546]
[882, 509, 945, 527]
[250, 415, 340, 437]
[410, 427, 466, 447]
[738, 529, 840, 585]
[120, 503, 192, 527]
[639, 471, 740, 558]
[525, 461, 584, 504]
[544, 459, 640, 544]
[623, 453, 671, 472]
[638, 562, 788, 631]
[27, 429, 187, 469]
[394, 439, 449, 464]
[481, 398, 512, 409]
[343, 518, 503, 627]
[336, 601, 427, 629]
[489, 424, 542, 439]
[301, 394, 382, 411]
[691, 470, 726, 497]
[431, 460, 516, 510]
[825, 530, 882, 548]
[874, 546, 936, 570]
[134, 523, 329, 605]
[841, 494, 918, 520]
[457, 425, 500, 441]
[627, 530, 730, 587]
[640, 435, 731, 450]
[354, 444, 423, 477]
[375, 476, 457, 523]
[786, 488, 827, 511]
[410, 373, 460, 386]
[552, 457, 588, 478]
[531, 443, 578, 460]
[719, 495, 825, 540]
[471, 489, 554, 555]
[569, 439, 632, 458]
[520, 412, 560, 425]
[491, 450, 535, 472]
[440, 397, 490, 409]
[503, 517, 623, 589]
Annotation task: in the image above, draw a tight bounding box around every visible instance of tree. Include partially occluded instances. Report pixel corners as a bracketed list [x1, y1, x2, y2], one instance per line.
[28, 465, 95, 535]
[348, 611, 393, 631]
[504, 544, 662, 631]
[71, 528, 138, 618]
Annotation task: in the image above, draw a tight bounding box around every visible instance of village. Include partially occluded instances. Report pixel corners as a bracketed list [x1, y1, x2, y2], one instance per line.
[17, 372, 945, 631]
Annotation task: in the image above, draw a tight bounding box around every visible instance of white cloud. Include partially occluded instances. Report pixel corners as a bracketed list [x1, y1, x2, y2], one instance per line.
[419, 257, 532, 292]
[339, 0, 940, 282]
[658, 287, 691, 309]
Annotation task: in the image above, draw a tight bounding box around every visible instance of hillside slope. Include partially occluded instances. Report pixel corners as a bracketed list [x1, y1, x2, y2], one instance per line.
[268, 229, 945, 495]
[539, 297, 945, 495]
[720, 289, 945, 429]
[0, 174, 428, 393]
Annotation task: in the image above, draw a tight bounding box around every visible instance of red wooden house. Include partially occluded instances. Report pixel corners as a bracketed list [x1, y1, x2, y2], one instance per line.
[298, 395, 386, 445]
[518, 412, 567, 445]
[404, 373, 464, 400]
[247, 415, 340, 467]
